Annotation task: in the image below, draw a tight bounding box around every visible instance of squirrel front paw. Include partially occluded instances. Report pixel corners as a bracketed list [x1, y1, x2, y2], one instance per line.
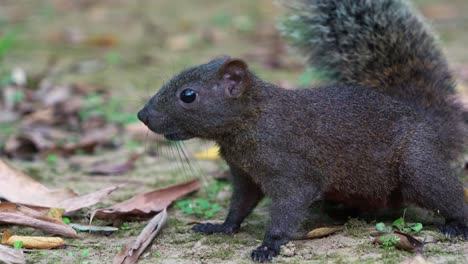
[251, 245, 279, 263]
[192, 223, 239, 235]
[439, 222, 468, 239]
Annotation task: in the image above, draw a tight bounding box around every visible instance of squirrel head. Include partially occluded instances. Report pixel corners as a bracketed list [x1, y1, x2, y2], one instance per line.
[138, 56, 256, 141]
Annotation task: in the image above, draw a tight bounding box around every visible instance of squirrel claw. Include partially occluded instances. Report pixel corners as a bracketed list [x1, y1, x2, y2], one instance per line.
[192, 223, 239, 235]
[251, 245, 278, 263]
[439, 222, 468, 240]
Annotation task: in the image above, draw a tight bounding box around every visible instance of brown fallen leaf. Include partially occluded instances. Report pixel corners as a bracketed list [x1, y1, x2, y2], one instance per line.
[91, 180, 200, 220]
[113, 209, 168, 264]
[0, 159, 119, 213]
[2, 230, 64, 249]
[0, 244, 25, 264]
[305, 226, 344, 239]
[400, 253, 432, 264]
[87, 153, 141, 176]
[0, 203, 78, 238]
[124, 122, 164, 142]
[373, 232, 423, 252]
[86, 34, 118, 47]
[59, 185, 120, 213]
[0, 159, 76, 205]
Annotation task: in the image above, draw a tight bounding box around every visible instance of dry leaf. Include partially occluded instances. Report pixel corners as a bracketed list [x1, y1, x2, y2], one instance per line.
[113, 209, 168, 264]
[46, 208, 65, 221]
[194, 146, 220, 160]
[86, 34, 118, 47]
[400, 253, 432, 264]
[166, 34, 193, 51]
[2, 230, 64, 249]
[0, 159, 76, 205]
[0, 203, 78, 238]
[305, 226, 344, 239]
[373, 232, 423, 252]
[91, 180, 200, 220]
[0, 159, 119, 213]
[59, 185, 120, 213]
[124, 122, 163, 142]
[464, 188, 468, 204]
[0, 244, 25, 264]
[87, 153, 141, 176]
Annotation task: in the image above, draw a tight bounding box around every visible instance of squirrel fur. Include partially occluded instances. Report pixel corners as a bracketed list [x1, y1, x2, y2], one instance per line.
[138, 0, 468, 262]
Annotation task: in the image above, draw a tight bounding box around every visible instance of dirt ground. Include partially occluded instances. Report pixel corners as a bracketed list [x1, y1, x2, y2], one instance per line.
[1, 0, 468, 263]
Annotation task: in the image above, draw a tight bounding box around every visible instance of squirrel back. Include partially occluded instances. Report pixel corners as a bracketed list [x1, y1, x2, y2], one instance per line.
[281, 0, 466, 160]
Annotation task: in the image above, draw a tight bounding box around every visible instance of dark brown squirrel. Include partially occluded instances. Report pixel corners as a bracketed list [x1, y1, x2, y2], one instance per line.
[138, 0, 468, 262]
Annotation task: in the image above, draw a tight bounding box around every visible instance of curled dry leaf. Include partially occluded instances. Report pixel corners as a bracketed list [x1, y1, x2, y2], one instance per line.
[0, 159, 119, 213]
[0, 244, 25, 264]
[305, 226, 344, 239]
[0, 203, 78, 238]
[87, 153, 141, 176]
[91, 179, 200, 220]
[2, 230, 65, 249]
[113, 209, 168, 264]
[373, 232, 423, 252]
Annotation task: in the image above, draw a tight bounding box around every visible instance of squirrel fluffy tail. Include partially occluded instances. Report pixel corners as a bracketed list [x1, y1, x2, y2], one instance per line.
[281, 0, 466, 159]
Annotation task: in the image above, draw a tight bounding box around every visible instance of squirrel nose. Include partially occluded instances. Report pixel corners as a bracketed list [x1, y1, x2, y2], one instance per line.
[137, 109, 149, 125]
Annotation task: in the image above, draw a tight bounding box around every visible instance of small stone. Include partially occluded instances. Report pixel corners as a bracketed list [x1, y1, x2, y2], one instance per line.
[281, 242, 296, 257]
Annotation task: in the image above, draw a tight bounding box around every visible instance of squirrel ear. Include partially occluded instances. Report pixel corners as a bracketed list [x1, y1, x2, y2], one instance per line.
[218, 59, 249, 98]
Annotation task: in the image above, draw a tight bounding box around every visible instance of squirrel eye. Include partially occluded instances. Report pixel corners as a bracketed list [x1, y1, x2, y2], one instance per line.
[180, 89, 197, 103]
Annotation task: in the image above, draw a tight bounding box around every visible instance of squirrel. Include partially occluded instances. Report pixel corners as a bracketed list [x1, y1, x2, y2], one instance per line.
[138, 0, 467, 262]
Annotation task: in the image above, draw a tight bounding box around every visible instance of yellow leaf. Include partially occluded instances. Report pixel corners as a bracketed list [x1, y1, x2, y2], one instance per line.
[194, 146, 220, 160]
[305, 226, 343, 239]
[1, 230, 13, 244]
[464, 188, 468, 204]
[5, 235, 64, 249]
[46, 208, 65, 221]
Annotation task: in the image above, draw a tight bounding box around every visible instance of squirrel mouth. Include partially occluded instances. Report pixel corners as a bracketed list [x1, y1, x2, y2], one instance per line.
[163, 133, 193, 141]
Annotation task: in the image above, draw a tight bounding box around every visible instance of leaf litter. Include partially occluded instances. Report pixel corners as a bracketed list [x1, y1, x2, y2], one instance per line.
[0, 159, 119, 212]
[90, 179, 200, 221]
[113, 209, 168, 264]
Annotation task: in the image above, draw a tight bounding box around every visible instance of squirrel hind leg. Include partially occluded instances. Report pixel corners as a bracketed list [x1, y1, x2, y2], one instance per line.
[399, 139, 468, 239]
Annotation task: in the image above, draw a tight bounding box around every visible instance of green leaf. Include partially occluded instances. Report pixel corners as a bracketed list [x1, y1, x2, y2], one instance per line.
[0, 31, 16, 60]
[62, 217, 71, 224]
[120, 223, 130, 230]
[204, 211, 214, 217]
[196, 199, 211, 210]
[410, 223, 423, 233]
[13, 241, 23, 249]
[81, 249, 90, 257]
[46, 154, 58, 165]
[392, 217, 405, 228]
[375, 222, 387, 232]
[402, 228, 412, 233]
[211, 204, 221, 212]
